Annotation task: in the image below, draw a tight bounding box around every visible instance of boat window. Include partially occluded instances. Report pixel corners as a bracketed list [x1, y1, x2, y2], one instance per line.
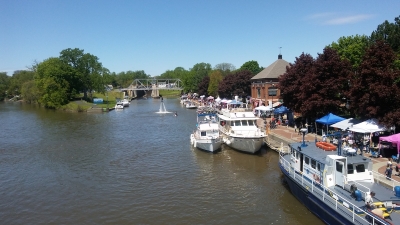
[201, 131, 206, 136]
[291, 149, 295, 157]
[317, 163, 321, 171]
[241, 120, 248, 126]
[235, 121, 241, 126]
[347, 164, 354, 174]
[355, 164, 365, 173]
[248, 120, 255, 126]
[311, 159, 316, 169]
[230, 121, 234, 126]
[336, 162, 343, 173]
[305, 157, 309, 165]
[296, 151, 299, 159]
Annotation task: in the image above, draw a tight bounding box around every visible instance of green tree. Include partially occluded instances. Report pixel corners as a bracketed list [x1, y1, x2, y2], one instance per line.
[35, 57, 73, 108]
[0, 72, 10, 100]
[183, 63, 211, 93]
[239, 60, 263, 75]
[214, 63, 236, 76]
[329, 35, 370, 70]
[21, 80, 40, 104]
[208, 70, 223, 97]
[370, 15, 400, 55]
[7, 70, 35, 96]
[59, 48, 105, 100]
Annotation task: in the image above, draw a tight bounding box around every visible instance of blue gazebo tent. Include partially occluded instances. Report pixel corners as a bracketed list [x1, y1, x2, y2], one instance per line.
[316, 113, 346, 135]
[274, 105, 290, 114]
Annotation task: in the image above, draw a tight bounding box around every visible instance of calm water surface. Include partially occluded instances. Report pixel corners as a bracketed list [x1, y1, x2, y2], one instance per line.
[0, 99, 323, 225]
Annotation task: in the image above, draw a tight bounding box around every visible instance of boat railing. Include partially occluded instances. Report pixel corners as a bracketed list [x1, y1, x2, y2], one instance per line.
[279, 155, 390, 225]
[372, 170, 400, 191]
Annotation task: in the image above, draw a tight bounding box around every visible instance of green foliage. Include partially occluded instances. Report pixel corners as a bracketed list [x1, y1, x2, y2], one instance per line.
[182, 63, 211, 93]
[0, 72, 10, 100]
[7, 70, 35, 96]
[35, 57, 72, 108]
[239, 60, 262, 75]
[21, 80, 40, 104]
[370, 15, 400, 55]
[115, 70, 150, 88]
[59, 48, 106, 99]
[329, 35, 370, 70]
[213, 63, 236, 76]
[208, 70, 223, 97]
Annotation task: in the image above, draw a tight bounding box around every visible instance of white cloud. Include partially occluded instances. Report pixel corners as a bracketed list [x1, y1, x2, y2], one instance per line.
[325, 14, 374, 25]
[306, 13, 374, 25]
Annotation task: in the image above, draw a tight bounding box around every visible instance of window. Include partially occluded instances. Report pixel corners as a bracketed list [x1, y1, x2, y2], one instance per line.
[347, 164, 354, 174]
[241, 120, 248, 126]
[305, 157, 310, 165]
[336, 162, 343, 173]
[317, 163, 321, 171]
[292, 149, 295, 157]
[201, 131, 206, 136]
[268, 87, 277, 96]
[296, 151, 300, 159]
[257, 89, 261, 98]
[311, 159, 316, 169]
[248, 120, 254, 126]
[230, 121, 234, 126]
[235, 121, 241, 126]
[356, 164, 365, 173]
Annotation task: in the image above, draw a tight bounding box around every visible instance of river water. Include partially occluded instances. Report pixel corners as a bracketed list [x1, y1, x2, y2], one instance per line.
[0, 99, 323, 225]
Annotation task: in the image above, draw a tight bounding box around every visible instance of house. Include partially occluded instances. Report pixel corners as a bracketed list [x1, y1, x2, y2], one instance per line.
[250, 54, 290, 108]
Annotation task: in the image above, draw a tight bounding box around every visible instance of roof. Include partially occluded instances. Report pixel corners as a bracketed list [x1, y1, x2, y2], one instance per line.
[251, 57, 290, 80]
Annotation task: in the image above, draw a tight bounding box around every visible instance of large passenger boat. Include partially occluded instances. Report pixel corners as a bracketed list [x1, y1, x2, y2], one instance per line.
[279, 138, 400, 225]
[217, 107, 266, 154]
[190, 112, 222, 153]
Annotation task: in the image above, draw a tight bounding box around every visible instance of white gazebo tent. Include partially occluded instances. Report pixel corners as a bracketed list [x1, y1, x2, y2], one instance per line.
[349, 118, 386, 133]
[330, 118, 361, 131]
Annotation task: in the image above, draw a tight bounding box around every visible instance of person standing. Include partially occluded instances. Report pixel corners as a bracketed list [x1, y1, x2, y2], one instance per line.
[365, 191, 376, 210]
[386, 165, 393, 180]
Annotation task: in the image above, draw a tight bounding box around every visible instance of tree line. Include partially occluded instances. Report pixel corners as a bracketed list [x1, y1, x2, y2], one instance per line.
[1, 14, 399, 126]
[279, 15, 400, 128]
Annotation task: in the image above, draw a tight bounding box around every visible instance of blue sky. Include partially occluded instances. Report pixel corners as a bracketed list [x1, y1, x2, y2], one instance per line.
[1, 0, 399, 76]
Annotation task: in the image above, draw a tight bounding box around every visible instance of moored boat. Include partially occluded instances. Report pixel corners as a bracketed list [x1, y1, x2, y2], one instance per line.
[186, 101, 197, 109]
[217, 106, 266, 154]
[122, 98, 130, 107]
[279, 140, 400, 225]
[190, 113, 222, 152]
[115, 101, 124, 110]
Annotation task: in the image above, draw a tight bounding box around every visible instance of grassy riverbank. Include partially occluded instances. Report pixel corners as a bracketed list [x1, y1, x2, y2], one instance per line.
[60, 90, 182, 112]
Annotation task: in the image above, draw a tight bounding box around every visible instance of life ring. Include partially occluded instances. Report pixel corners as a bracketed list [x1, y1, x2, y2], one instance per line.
[316, 141, 336, 151]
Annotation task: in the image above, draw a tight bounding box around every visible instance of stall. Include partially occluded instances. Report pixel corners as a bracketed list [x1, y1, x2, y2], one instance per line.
[379, 133, 400, 159]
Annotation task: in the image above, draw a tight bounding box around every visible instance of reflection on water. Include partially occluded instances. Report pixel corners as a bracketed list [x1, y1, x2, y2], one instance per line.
[0, 99, 323, 225]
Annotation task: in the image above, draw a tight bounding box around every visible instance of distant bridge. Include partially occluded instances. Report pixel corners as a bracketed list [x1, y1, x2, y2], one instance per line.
[121, 79, 184, 98]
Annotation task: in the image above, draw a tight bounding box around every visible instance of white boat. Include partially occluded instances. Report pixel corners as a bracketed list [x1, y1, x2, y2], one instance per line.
[190, 113, 222, 152]
[122, 98, 130, 107]
[186, 101, 197, 109]
[217, 107, 266, 154]
[115, 102, 124, 110]
[279, 139, 400, 225]
[180, 95, 188, 104]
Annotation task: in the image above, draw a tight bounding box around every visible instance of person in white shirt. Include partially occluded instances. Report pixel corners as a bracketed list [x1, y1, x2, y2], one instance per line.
[365, 191, 375, 210]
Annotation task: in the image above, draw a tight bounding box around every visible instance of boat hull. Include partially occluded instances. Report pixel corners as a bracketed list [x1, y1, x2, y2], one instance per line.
[223, 136, 264, 154]
[191, 135, 222, 152]
[279, 163, 355, 225]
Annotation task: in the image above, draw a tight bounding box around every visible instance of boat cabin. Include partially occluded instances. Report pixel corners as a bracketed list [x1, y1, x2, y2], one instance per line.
[289, 142, 374, 188]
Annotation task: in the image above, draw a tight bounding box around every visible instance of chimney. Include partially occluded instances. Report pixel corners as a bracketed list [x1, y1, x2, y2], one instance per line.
[278, 54, 282, 59]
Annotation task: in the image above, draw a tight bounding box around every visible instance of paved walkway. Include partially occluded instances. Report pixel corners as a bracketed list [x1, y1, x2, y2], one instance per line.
[258, 119, 400, 184]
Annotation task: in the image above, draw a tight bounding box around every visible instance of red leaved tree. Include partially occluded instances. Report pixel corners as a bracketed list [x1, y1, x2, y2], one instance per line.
[349, 40, 400, 127]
